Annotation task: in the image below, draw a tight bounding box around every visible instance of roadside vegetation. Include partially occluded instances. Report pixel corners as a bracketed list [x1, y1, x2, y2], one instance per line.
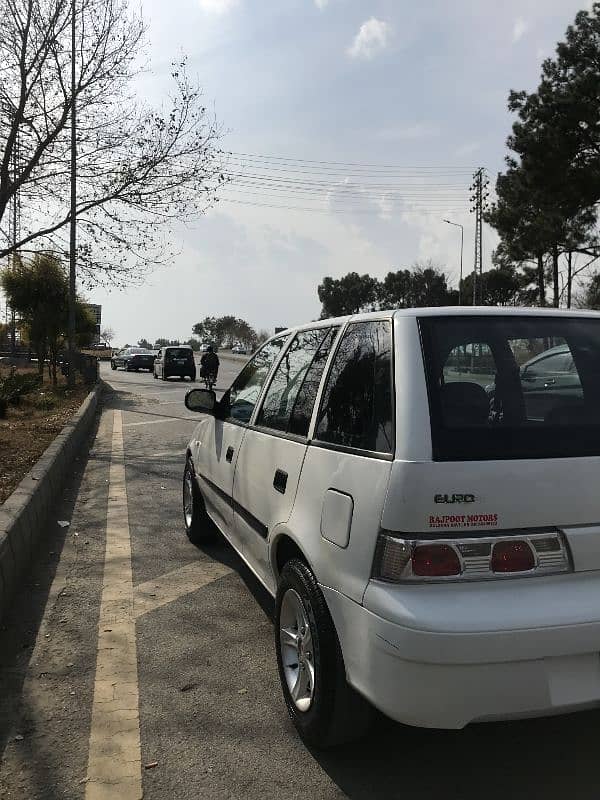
[0, 253, 96, 384]
[0, 253, 96, 503]
[0, 362, 88, 504]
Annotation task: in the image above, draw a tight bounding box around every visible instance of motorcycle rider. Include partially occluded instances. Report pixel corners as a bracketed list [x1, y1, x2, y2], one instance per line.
[200, 345, 220, 386]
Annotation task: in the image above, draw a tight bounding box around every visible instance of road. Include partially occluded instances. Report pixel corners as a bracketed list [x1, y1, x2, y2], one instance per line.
[1, 357, 600, 799]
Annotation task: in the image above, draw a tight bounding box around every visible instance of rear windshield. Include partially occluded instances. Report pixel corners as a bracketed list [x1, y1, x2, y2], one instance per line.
[167, 348, 193, 360]
[419, 315, 600, 460]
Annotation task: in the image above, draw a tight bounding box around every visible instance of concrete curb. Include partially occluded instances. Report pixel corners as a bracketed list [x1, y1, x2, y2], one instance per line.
[0, 383, 102, 622]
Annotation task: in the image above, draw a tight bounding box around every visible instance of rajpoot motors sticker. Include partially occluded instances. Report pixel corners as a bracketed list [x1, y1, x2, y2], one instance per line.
[429, 513, 499, 529]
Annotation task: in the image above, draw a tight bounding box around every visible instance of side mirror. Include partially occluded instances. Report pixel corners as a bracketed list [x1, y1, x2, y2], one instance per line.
[185, 388, 216, 414]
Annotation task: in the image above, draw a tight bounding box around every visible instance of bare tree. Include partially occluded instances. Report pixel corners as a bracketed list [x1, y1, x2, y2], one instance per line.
[0, 0, 226, 287]
[100, 325, 114, 345]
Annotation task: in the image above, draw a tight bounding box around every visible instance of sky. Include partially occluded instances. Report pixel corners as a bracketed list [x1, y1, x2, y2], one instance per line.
[91, 0, 593, 346]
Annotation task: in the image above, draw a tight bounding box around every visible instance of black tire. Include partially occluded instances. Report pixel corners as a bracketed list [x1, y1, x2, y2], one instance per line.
[190, 372, 196, 382]
[275, 559, 372, 748]
[180, 375, 185, 381]
[161, 371, 167, 381]
[183, 461, 214, 544]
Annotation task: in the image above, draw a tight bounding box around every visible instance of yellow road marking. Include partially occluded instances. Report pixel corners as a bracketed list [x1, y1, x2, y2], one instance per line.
[85, 410, 142, 800]
[134, 560, 233, 618]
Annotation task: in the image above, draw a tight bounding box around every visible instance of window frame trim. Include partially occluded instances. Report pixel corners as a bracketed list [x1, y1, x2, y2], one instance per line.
[223, 333, 291, 427]
[309, 439, 394, 461]
[310, 317, 396, 456]
[251, 324, 343, 438]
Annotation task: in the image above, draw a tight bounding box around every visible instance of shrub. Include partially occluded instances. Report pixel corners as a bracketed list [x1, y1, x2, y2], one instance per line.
[0, 370, 42, 417]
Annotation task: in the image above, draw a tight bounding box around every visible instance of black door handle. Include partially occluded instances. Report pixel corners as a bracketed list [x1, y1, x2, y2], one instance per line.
[273, 469, 288, 494]
[226, 446, 234, 463]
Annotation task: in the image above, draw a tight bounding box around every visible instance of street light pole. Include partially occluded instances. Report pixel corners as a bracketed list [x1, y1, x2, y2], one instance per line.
[443, 219, 464, 305]
[68, 0, 77, 387]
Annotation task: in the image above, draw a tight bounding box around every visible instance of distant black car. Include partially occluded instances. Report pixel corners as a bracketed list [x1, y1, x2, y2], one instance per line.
[153, 345, 196, 381]
[111, 347, 155, 372]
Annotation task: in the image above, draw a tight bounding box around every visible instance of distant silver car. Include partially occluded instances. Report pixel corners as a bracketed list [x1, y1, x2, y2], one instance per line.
[232, 343, 250, 355]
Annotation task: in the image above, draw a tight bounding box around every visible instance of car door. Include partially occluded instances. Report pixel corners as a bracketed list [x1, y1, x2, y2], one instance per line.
[232, 326, 340, 590]
[191, 336, 288, 536]
[288, 319, 396, 602]
[521, 350, 582, 421]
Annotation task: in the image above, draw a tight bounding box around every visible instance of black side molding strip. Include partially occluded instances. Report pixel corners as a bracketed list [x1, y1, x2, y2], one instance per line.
[197, 472, 232, 508]
[233, 499, 268, 539]
[197, 472, 268, 539]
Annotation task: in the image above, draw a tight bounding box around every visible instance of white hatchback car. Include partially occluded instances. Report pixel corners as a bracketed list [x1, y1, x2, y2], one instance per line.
[182, 307, 600, 747]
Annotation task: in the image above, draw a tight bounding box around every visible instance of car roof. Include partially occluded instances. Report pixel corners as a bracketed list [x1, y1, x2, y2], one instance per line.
[271, 306, 600, 338]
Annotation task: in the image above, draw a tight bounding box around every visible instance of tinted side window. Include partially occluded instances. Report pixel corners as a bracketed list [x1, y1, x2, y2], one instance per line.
[315, 320, 394, 453]
[256, 327, 339, 436]
[527, 352, 572, 376]
[227, 337, 287, 423]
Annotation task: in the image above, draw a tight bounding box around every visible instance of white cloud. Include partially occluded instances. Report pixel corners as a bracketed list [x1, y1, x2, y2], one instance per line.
[455, 141, 480, 158]
[198, 0, 238, 14]
[347, 18, 391, 60]
[512, 17, 529, 44]
[377, 123, 439, 141]
[314, 0, 328, 8]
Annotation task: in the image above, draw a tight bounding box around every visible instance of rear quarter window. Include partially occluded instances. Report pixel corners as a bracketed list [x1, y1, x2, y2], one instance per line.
[315, 320, 394, 454]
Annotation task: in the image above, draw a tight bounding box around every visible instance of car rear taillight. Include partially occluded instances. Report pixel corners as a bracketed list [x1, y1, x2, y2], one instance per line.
[491, 540, 534, 573]
[412, 544, 461, 577]
[373, 529, 570, 583]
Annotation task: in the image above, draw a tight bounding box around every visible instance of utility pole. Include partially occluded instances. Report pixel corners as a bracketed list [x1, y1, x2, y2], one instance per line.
[443, 219, 464, 305]
[9, 126, 19, 355]
[469, 168, 489, 305]
[68, 0, 77, 387]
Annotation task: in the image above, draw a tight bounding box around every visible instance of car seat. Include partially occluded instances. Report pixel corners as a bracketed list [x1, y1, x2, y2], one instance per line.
[441, 381, 490, 427]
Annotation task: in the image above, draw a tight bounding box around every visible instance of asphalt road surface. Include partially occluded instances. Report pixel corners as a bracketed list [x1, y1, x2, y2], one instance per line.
[1, 356, 600, 799]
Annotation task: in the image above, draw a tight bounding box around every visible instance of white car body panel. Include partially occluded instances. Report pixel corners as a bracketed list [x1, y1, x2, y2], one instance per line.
[232, 428, 308, 591]
[281, 445, 392, 602]
[190, 417, 246, 533]
[186, 306, 600, 729]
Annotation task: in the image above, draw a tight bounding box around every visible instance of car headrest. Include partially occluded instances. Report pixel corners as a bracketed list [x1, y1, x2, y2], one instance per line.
[441, 381, 490, 427]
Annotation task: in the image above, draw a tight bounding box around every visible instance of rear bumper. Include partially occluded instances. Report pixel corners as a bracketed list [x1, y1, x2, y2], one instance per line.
[321, 578, 600, 729]
[165, 365, 194, 375]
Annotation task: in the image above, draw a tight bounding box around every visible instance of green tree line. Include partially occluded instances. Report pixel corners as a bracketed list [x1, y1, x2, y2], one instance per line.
[133, 317, 269, 352]
[317, 261, 527, 318]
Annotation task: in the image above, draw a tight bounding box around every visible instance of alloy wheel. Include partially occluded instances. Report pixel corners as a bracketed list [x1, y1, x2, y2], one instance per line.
[183, 470, 194, 529]
[279, 588, 315, 712]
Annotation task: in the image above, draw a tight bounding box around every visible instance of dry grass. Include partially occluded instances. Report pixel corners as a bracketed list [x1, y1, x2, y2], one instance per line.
[0, 365, 89, 504]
